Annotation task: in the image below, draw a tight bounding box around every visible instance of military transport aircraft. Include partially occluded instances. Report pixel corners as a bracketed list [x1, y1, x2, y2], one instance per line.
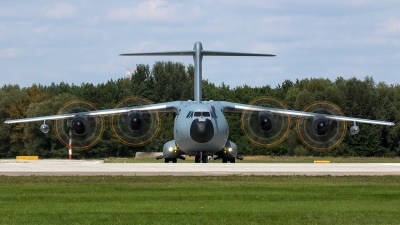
[4, 42, 395, 163]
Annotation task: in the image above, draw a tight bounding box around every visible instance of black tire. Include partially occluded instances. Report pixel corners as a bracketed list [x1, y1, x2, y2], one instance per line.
[172, 158, 177, 163]
[201, 155, 208, 163]
[165, 158, 170, 163]
[195, 155, 201, 163]
[230, 158, 235, 163]
[222, 159, 227, 163]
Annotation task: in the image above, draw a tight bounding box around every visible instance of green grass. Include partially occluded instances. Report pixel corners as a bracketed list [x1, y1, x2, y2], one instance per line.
[105, 156, 400, 163]
[1, 176, 400, 224]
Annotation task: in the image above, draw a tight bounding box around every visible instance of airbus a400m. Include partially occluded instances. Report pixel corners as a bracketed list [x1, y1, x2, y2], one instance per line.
[4, 42, 395, 163]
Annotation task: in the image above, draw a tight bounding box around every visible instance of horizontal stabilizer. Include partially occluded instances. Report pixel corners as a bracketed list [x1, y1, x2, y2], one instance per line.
[120, 51, 275, 57]
[201, 51, 275, 57]
[120, 42, 275, 102]
[120, 51, 195, 56]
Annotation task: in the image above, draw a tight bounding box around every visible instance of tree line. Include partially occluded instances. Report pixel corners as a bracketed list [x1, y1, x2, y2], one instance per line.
[1, 61, 399, 158]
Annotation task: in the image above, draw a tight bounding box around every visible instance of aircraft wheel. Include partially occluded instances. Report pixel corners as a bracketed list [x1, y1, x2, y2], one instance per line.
[195, 155, 201, 163]
[172, 158, 177, 163]
[201, 155, 208, 163]
[222, 159, 228, 163]
[165, 158, 170, 163]
[230, 159, 235, 163]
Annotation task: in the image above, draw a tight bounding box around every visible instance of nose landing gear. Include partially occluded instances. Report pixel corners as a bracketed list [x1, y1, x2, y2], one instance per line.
[194, 152, 210, 163]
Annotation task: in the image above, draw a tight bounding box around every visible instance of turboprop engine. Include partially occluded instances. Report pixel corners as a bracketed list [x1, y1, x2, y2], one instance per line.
[127, 111, 142, 131]
[312, 115, 329, 136]
[72, 113, 89, 135]
[258, 111, 276, 132]
[241, 97, 291, 147]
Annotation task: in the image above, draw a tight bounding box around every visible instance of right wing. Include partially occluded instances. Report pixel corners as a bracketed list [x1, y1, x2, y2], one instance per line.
[4, 101, 180, 124]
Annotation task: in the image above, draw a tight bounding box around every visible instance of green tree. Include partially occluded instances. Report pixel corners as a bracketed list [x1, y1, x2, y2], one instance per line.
[0, 85, 25, 157]
[24, 93, 77, 157]
[6, 85, 52, 156]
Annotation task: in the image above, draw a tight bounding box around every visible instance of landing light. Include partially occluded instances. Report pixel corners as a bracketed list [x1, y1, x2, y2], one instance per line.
[168, 147, 173, 152]
[228, 147, 232, 152]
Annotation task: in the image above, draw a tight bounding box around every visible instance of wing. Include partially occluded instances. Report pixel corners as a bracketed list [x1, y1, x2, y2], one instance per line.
[4, 101, 180, 124]
[219, 101, 395, 126]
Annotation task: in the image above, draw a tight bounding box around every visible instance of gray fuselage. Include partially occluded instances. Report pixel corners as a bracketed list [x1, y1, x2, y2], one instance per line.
[173, 100, 229, 155]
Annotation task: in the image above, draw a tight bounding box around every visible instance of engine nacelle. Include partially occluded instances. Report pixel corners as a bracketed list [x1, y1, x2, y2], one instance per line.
[127, 111, 142, 131]
[350, 125, 360, 135]
[258, 111, 275, 132]
[40, 123, 50, 133]
[312, 115, 328, 136]
[72, 114, 88, 135]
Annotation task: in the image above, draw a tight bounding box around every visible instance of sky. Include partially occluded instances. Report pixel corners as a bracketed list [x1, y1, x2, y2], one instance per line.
[1, 0, 400, 89]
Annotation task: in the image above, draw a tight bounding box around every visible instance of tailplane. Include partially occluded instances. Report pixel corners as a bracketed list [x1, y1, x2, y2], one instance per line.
[120, 42, 275, 101]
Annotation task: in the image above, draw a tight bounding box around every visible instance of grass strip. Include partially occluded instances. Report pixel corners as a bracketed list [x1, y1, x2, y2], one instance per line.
[1, 175, 399, 224]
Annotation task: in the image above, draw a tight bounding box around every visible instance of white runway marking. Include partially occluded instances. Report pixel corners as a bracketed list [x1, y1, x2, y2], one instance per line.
[1, 160, 400, 176]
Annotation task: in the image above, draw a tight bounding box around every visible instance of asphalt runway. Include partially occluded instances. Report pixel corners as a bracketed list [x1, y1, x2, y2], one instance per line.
[1, 160, 400, 176]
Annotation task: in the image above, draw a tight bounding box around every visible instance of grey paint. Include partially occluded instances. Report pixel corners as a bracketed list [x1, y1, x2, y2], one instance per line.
[193, 42, 203, 101]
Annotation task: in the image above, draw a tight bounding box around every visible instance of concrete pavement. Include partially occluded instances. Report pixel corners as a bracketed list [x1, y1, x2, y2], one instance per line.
[1, 160, 400, 176]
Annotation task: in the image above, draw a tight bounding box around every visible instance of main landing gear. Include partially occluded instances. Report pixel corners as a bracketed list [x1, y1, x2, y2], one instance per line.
[214, 155, 243, 163]
[222, 158, 235, 163]
[164, 158, 177, 163]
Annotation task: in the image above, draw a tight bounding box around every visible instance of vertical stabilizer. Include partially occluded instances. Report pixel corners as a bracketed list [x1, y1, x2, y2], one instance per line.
[193, 42, 203, 102]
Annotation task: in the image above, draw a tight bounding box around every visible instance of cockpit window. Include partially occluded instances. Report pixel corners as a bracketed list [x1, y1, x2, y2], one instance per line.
[193, 111, 211, 117]
[202, 112, 210, 117]
[194, 112, 202, 117]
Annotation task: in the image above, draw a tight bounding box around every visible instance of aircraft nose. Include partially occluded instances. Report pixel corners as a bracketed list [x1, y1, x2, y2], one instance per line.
[190, 118, 214, 143]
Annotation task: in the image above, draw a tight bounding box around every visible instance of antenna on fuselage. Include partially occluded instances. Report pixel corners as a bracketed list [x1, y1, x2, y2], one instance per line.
[120, 42, 275, 102]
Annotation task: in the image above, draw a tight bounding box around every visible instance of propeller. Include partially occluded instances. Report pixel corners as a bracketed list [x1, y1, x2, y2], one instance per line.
[241, 96, 291, 147]
[55, 100, 104, 150]
[296, 101, 346, 151]
[111, 96, 160, 146]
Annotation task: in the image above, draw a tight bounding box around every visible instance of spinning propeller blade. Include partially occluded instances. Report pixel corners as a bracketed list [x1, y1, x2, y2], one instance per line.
[111, 96, 160, 147]
[297, 101, 347, 151]
[55, 100, 104, 150]
[241, 97, 291, 147]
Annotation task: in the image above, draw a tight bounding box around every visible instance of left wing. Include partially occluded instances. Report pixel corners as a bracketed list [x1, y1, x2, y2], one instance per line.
[219, 101, 395, 126]
[4, 102, 179, 124]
